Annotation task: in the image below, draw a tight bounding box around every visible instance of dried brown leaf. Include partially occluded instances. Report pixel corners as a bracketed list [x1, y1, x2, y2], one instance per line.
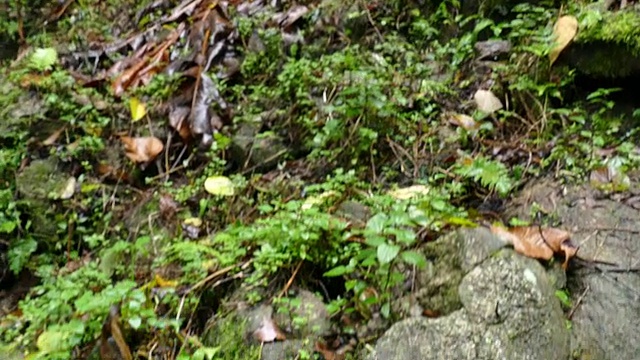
[169, 106, 192, 141]
[42, 126, 66, 146]
[549, 15, 578, 66]
[253, 314, 286, 343]
[491, 225, 576, 268]
[121, 136, 164, 163]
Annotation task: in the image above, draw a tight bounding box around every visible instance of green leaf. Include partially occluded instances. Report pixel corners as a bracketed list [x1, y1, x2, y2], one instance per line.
[400, 250, 427, 268]
[30, 47, 58, 71]
[555, 290, 572, 308]
[364, 234, 386, 247]
[366, 213, 388, 233]
[128, 316, 142, 329]
[36, 330, 67, 353]
[324, 265, 349, 277]
[377, 243, 400, 264]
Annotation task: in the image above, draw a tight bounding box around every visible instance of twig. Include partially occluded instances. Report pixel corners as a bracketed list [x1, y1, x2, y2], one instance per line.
[567, 285, 589, 320]
[359, 0, 383, 42]
[185, 260, 250, 295]
[278, 260, 304, 299]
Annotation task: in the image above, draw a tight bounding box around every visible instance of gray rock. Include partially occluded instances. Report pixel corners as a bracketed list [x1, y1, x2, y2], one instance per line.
[507, 178, 640, 360]
[475, 40, 512, 61]
[405, 228, 506, 317]
[230, 114, 289, 171]
[370, 229, 570, 360]
[273, 289, 331, 338]
[556, 186, 640, 360]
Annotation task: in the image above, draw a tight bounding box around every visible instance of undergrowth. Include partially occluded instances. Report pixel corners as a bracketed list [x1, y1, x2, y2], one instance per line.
[0, 0, 639, 359]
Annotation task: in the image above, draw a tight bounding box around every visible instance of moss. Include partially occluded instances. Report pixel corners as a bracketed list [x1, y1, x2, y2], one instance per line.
[567, 8, 640, 77]
[576, 9, 640, 55]
[202, 314, 260, 360]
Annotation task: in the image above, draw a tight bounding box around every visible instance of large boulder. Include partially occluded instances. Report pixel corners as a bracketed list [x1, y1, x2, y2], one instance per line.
[508, 176, 640, 360]
[369, 228, 570, 360]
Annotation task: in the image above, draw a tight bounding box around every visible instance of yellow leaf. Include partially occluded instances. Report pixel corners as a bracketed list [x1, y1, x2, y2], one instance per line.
[301, 191, 338, 210]
[183, 217, 203, 227]
[549, 15, 578, 66]
[154, 274, 178, 288]
[129, 97, 147, 122]
[204, 176, 235, 196]
[388, 185, 430, 200]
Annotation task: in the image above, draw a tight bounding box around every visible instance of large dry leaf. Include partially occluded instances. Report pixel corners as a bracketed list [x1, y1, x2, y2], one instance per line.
[474, 89, 503, 114]
[121, 136, 164, 163]
[490, 225, 576, 269]
[549, 15, 578, 66]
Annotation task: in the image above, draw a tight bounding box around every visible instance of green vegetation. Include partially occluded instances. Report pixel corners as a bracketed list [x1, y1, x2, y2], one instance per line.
[0, 0, 639, 359]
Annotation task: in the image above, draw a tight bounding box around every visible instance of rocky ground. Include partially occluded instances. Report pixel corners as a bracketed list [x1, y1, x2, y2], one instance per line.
[1, 1, 640, 359]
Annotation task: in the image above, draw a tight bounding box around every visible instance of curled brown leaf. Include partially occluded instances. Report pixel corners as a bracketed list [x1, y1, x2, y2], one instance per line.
[121, 136, 164, 163]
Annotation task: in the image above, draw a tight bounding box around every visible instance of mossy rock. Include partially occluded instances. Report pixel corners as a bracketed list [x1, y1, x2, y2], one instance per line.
[15, 158, 70, 241]
[566, 8, 640, 78]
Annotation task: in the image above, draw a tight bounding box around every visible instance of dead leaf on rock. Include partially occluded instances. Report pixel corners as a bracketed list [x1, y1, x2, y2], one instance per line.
[121, 136, 164, 163]
[474, 89, 503, 114]
[490, 224, 576, 269]
[447, 113, 479, 131]
[253, 314, 286, 343]
[549, 15, 578, 66]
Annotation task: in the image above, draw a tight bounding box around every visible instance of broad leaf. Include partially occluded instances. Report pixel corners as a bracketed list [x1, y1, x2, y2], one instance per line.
[377, 243, 400, 264]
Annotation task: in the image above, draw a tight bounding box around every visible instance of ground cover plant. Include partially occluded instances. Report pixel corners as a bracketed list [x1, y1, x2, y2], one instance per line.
[1, 0, 639, 359]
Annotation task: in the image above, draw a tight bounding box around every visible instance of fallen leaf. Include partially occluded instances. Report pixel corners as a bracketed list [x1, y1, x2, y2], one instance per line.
[154, 274, 178, 288]
[42, 126, 66, 146]
[388, 185, 430, 200]
[474, 89, 503, 114]
[182, 217, 203, 239]
[159, 194, 178, 220]
[204, 176, 235, 196]
[129, 97, 147, 122]
[549, 15, 578, 66]
[301, 190, 338, 210]
[253, 314, 286, 343]
[448, 113, 478, 131]
[490, 224, 576, 269]
[121, 136, 164, 163]
[59, 177, 76, 200]
[315, 340, 339, 360]
[589, 164, 631, 191]
[169, 106, 192, 140]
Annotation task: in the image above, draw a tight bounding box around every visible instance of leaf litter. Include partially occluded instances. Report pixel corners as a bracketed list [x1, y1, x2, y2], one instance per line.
[490, 224, 578, 269]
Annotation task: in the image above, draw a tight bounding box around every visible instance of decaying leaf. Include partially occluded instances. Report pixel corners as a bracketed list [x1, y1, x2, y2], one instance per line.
[549, 15, 578, 66]
[490, 224, 576, 269]
[204, 176, 235, 196]
[474, 89, 503, 114]
[121, 136, 164, 163]
[253, 314, 286, 343]
[169, 106, 192, 140]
